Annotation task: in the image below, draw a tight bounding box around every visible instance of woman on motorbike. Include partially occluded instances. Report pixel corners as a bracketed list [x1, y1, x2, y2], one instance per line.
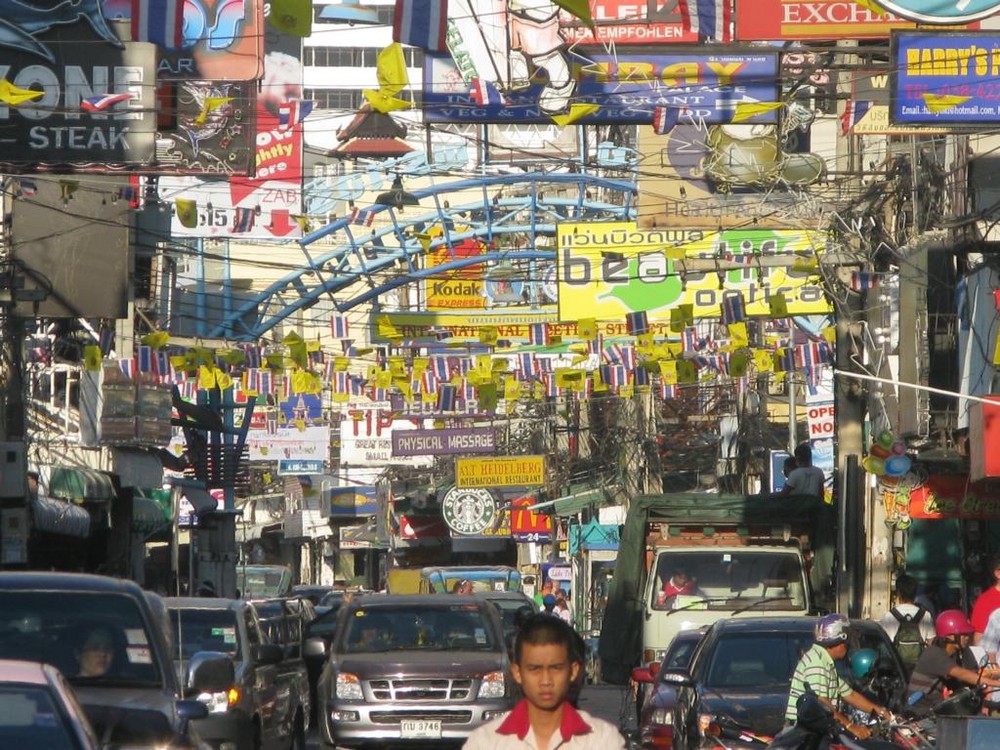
[907, 609, 1000, 713]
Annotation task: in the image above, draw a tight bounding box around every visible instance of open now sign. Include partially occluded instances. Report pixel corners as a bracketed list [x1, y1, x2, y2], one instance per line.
[807, 403, 835, 437]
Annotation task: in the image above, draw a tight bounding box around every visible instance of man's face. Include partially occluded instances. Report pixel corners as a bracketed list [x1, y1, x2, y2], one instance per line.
[827, 641, 848, 661]
[79, 634, 115, 676]
[512, 642, 580, 712]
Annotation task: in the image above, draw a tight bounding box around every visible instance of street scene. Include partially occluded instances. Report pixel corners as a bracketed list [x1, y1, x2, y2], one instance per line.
[4, 0, 1000, 748]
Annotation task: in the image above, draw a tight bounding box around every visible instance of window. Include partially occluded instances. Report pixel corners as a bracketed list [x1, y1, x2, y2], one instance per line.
[168, 608, 240, 660]
[0, 686, 79, 750]
[705, 633, 812, 689]
[341, 605, 498, 653]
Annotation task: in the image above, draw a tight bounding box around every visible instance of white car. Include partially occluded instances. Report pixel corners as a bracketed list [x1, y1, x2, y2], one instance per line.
[0, 659, 101, 749]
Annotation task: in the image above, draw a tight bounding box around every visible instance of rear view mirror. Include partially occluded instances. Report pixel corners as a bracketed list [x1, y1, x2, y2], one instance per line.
[659, 669, 695, 687]
[304, 636, 327, 658]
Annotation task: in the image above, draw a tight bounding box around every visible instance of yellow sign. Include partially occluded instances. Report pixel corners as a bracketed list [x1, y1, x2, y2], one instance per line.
[852, 105, 950, 135]
[425, 234, 487, 310]
[557, 222, 831, 322]
[456, 455, 545, 488]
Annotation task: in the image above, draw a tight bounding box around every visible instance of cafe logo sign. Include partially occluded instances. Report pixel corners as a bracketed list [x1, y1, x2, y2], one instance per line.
[442, 486, 497, 535]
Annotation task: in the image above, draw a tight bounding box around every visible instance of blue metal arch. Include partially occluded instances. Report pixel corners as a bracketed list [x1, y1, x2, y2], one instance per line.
[205, 172, 636, 340]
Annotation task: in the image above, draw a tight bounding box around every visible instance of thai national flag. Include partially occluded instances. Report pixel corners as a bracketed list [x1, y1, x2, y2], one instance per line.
[661, 382, 677, 399]
[233, 207, 255, 233]
[393, 0, 449, 53]
[528, 323, 549, 346]
[258, 370, 273, 397]
[518, 353, 535, 375]
[278, 99, 314, 131]
[99, 327, 115, 356]
[437, 383, 457, 411]
[155, 351, 170, 380]
[634, 367, 650, 387]
[430, 357, 449, 380]
[850, 271, 878, 292]
[678, 0, 732, 42]
[421, 371, 438, 395]
[470, 78, 491, 107]
[119, 358, 135, 379]
[721, 293, 746, 324]
[18, 179, 37, 196]
[82, 93, 135, 113]
[330, 315, 350, 339]
[351, 207, 376, 227]
[652, 106, 679, 134]
[131, 0, 185, 50]
[137, 345, 153, 373]
[543, 374, 558, 398]
[841, 100, 872, 136]
[242, 345, 261, 369]
[626, 311, 648, 335]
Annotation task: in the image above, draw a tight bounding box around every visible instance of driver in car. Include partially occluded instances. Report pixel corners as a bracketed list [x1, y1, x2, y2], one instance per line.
[908, 609, 1000, 713]
[656, 567, 701, 608]
[76, 627, 117, 678]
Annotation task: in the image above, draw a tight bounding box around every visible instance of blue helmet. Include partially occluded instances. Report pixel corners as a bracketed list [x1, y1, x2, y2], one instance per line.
[850, 648, 877, 680]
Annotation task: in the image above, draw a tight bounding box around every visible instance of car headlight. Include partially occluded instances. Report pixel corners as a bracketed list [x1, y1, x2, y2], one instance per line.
[477, 671, 506, 699]
[336, 673, 364, 700]
[196, 687, 238, 714]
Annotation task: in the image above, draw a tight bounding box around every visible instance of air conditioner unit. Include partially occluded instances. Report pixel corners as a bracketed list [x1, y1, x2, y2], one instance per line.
[0, 442, 27, 498]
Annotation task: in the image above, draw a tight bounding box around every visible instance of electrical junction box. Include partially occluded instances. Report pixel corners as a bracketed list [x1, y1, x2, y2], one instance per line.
[0, 442, 27, 498]
[969, 396, 1000, 482]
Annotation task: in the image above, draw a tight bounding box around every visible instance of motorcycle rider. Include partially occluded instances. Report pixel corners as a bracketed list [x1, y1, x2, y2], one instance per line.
[907, 609, 1000, 713]
[786, 614, 892, 741]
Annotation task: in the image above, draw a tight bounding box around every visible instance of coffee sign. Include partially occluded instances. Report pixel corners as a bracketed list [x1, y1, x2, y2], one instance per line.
[441, 487, 497, 536]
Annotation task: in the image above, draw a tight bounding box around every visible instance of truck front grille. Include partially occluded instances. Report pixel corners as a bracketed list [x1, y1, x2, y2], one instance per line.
[369, 710, 474, 724]
[368, 678, 473, 701]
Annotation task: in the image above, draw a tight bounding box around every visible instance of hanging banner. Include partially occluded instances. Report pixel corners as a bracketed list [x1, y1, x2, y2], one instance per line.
[423, 51, 779, 124]
[557, 223, 830, 322]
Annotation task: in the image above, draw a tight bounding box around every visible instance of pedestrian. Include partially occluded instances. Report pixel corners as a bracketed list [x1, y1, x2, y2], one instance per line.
[534, 579, 553, 607]
[785, 614, 891, 740]
[782, 455, 797, 480]
[452, 578, 474, 595]
[879, 573, 934, 677]
[541, 593, 558, 616]
[971, 553, 1000, 645]
[780, 443, 826, 499]
[463, 615, 625, 749]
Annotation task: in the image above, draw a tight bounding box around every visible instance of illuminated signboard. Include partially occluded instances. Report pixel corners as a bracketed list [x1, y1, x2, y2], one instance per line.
[423, 50, 779, 124]
[891, 31, 1000, 125]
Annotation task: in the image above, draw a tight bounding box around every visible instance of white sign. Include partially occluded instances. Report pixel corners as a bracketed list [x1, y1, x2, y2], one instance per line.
[441, 487, 497, 535]
[807, 403, 836, 439]
[339, 411, 428, 468]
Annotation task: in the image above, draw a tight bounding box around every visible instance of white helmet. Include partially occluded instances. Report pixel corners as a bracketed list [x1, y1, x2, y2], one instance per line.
[815, 613, 849, 646]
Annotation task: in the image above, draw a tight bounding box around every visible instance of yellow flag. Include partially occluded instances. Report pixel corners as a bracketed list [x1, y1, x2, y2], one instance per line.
[753, 348, 773, 372]
[363, 89, 412, 113]
[267, 0, 312, 36]
[175, 199, 198, 228]
[334, 356, 350, 371]
[822, 327, 837, 346]
[636, 333, 655, 353]
[479, 326, 499, 346]
[555, 368, 585, 391]
[388, 356, 407, 378]
[728, 322, 749, 348]
[84, 345, 103, 372]
[730, 350, 749, 378]
[677, 359, 698, 384]
[376, 43, 407, 96]
[194, 97, 233, 126]
[994, 332, 1000, 366]
[0, 79, 43, 106]
[216, 370, 234, 390]
[504, 377, 521, 402]
[377, 316, 400, 339]
[375, 370, 392, 389]
[199, 365, 218, 389]
[578, 318, 598, 340]
[551, 103, 600, 127]
[731, 101, 783, 124]
[397, 380, 414, 403]
[770, 293, 789, 318]
[478, 382, 499, 410]
[922, 93, 972, 113]
[669, 307, 687, 332]
[659, 360, 678, 385]
[412, 357, 429, 377]
[141, 330, 170, 349]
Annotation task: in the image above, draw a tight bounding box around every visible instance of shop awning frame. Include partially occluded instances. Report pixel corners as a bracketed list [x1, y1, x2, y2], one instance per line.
[48, 467, 116, 502]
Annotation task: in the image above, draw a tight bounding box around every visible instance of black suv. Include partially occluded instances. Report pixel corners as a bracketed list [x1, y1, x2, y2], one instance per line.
[167, 597, 310, 749]
[0, 572, 232, 748]
[663, 616, 909, 749]
[252, 598, 315, 743]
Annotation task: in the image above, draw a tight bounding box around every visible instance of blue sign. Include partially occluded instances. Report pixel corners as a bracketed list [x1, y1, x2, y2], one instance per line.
[329, 486, 378, 517]
[876, 0, 1000, 23]
[893, 32, 1000, 124]
[423, 51, 779, 124]
[277, 459, 325, 475]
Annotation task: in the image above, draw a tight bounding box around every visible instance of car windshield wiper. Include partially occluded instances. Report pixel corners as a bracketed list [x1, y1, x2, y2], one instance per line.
[731, 597, 796, 616]
[664, 598, 733, 616]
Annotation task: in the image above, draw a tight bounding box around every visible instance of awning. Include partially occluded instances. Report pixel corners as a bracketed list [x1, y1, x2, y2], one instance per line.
[554, 486, 607, 517]
[31, 496, 90, 538]
[132, 495, 171, 537]
[48, 467, 116, 502]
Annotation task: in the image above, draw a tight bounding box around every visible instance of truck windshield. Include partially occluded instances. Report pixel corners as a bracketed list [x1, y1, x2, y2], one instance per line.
[237, 565, 292, 598]
[650, 550, 805, 611]
[168, 608, 240, 660]
[340, 604, 498, 653]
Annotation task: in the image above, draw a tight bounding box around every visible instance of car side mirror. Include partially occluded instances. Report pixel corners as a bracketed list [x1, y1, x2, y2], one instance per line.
[256, 643, 284, 665]
[187, 652, 235, 694]
[631, 667, 654, 684]
[175, 699, 208, 740]
[658, 668, 695, 687]
[304, 636, 327, 658]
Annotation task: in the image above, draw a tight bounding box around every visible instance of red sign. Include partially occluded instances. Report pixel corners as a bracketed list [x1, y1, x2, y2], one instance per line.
[398, 515, 450, 540]
[906, 475, 1000, 520]
[511, 497, 553, 542]
[560, 2, 697, 44]
[735, 0, 978, 41]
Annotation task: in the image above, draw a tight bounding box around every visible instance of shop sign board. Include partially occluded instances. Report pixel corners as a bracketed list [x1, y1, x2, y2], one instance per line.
[559, 1, 697, 45]
[905, 474, 1000, 520]
[423, 51, 779, 124]
[876, 0, 1000, 23]
[891, 32, 1000, 125]
[278, 459, 325, 475]
[442, 487, 498, 535]
[339, 411, 425, 467]
[557, 223, 831, 322]
[734, 0, 973, 41]
[329, 486, 378, 517]
[807, 403, 835, 439]
[392, 428, 495, 457]
[511, 497, 553, 543]
[455, 456, 545, 489]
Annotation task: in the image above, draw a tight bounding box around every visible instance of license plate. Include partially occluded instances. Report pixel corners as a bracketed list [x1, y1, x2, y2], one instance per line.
[400, 719, 442, 739]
